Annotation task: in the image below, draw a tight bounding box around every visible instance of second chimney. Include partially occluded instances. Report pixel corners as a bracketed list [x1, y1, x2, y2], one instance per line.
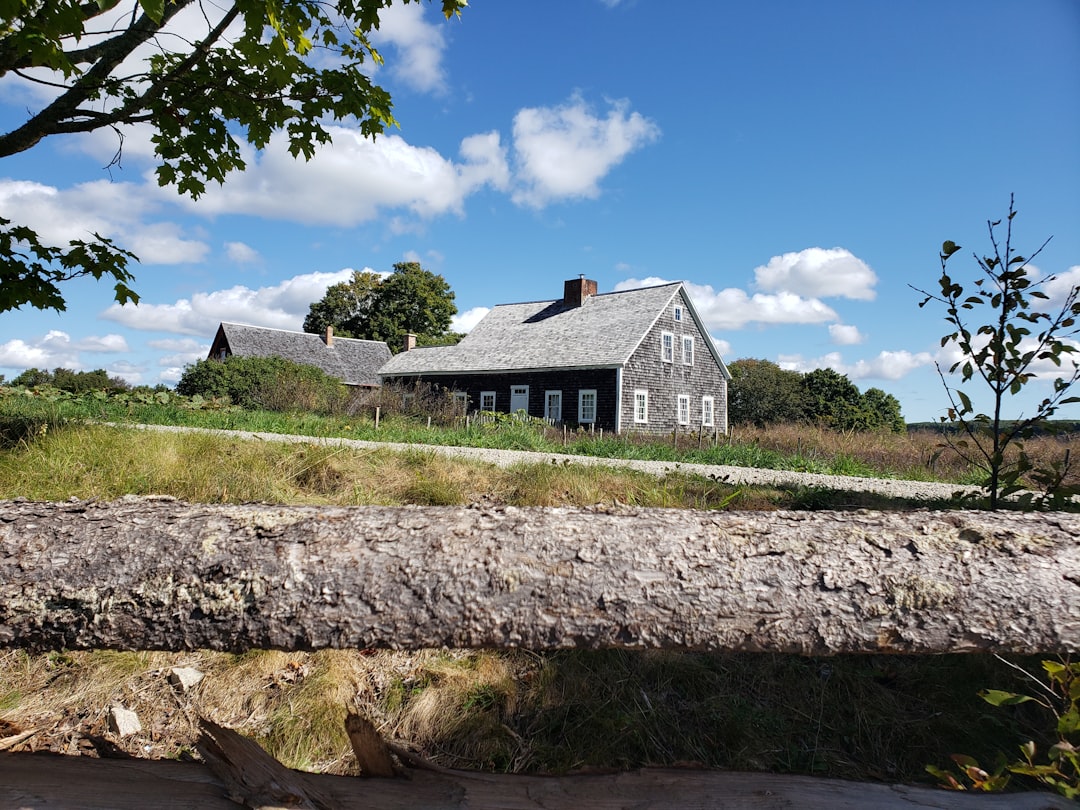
[563, 275, 598, 307]
[324, 326, 334, 347]
[403, 333, 417, 352]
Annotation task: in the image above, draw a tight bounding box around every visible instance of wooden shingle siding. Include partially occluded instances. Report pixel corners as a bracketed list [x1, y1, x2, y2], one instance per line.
[621, 290, 728, 435]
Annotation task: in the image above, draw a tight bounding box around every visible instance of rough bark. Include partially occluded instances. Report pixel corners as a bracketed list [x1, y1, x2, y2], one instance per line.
[1, 497, 1078, 655]
[1, 748, 1074, 809]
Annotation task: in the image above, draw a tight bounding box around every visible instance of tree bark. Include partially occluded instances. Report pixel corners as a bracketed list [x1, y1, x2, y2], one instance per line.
[1, 497, 1078, 655]
[1, 747, 1074, 810]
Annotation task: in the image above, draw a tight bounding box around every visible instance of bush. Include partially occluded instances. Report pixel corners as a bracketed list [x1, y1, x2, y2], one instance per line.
[176, 356, 347, 412]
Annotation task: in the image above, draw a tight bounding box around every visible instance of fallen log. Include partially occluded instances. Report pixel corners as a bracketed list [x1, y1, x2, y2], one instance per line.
[1, 497, 1078, 655]
[2, 746, 1075, 810]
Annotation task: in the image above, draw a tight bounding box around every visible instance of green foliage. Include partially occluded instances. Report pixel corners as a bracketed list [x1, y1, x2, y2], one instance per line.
[7, 367, 130, 394]
[0, 0, 467, 312]
[0, 216, 138, 313]
[913, 196, 1080, 509]
[728, 359, 805, 426]
[928, 659, 1080, 799]
[728, 359, 905, 433]
[176, 356, 347, 411]
[303, 262, 457, 349]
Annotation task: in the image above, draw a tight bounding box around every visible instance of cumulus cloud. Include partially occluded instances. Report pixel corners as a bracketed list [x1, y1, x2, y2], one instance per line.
[1038, 265, 1080, 312]
[0, 330, 129, 373]
[829, 324, 864, 345]
[778, 349, 936, 381]
[101, 268, 361, 335]
[511, 96, 660, 207]
[0, 178, 208, 264]
[615, 276, 838, 330]
[225, 242, 260, 264]
[177, 127, 509, 226]
[372, 2, 452, 93]
[451, 307, 490, 333]
[753, 247, 877, 300]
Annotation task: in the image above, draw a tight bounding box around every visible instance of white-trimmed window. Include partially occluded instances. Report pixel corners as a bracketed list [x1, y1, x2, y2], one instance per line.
[578, 389, 597, 423]
[677, 394, 690, 425]
[702, 395, 714, 427]
[634, 389, 649, 423]
[682, 335, 694, 366]
[453, 391, 468, 412]
[673, 304, 683, 323]
[480, 391, 496, 412]
[544, 390, 563, 422]
[661, 331, 674, 363]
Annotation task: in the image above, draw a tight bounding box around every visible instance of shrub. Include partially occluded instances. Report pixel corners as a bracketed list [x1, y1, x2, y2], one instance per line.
[176, 356, 346, 412]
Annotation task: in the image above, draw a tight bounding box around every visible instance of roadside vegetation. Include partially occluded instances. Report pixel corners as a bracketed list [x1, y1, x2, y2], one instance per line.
[0, 408, 1076, 791]
[2, 381, 1077, 496]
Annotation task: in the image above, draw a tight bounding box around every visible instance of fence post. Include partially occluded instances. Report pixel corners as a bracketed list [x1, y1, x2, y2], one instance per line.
[374, 407, 380, 430]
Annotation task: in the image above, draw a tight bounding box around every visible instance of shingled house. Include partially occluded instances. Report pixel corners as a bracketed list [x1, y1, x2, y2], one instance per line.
[378, 278, 731, 434]
[207, 323, 391, 388]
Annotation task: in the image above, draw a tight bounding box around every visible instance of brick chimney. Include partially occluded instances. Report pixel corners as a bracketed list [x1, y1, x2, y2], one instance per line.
[403, 333, 417, 352]
[324, 326, 334, 347]
[563, 275, 598, 307]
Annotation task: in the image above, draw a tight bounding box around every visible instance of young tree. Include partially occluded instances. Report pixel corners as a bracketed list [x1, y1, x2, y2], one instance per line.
[913, 196, 1080, 509]
[304, 262, 457, 349]
[0, 0, 467, 314]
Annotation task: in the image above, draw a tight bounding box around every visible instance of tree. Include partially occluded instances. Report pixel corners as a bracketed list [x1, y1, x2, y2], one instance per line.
[7, 366, 129, 393]
[913, 196, 1080, 509]
[800, 367, 862, 429]
[727, 358, 806, 426]
[859, 387, 905, 433]
[303, 261, 457, 349]
[0, 0, 467, 314]
[302, 270, 384, 339]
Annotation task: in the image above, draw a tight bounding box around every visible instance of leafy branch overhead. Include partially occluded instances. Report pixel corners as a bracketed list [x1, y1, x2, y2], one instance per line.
[911, 195, 1080, 509]
[0, 0, 468, 313]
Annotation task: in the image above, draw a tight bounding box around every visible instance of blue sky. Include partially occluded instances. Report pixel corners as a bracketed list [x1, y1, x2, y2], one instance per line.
[1, 0, 1078, 423]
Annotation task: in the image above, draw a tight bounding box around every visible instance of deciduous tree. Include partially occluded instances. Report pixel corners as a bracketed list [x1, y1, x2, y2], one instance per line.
[912, 195, 1080, 508]
[304, 261, 457, 349]
[0, 0, 467, 313]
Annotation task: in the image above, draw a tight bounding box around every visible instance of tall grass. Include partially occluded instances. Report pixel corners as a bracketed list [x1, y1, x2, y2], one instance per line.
[3, 384, 1076, 490]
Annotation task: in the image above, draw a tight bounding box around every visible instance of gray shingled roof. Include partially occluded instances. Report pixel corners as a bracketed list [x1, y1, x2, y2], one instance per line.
[213, 323, 390, 386]
[379, 283, 683, 376]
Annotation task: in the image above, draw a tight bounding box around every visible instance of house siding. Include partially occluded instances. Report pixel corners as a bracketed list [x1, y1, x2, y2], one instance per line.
[620, 290, 728, 435]
[388, 369, 619, 432]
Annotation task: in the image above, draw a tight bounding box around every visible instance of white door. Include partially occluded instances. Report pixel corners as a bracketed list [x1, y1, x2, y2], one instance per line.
[510, 385, 529, 416]
[544, 390, 562, 423]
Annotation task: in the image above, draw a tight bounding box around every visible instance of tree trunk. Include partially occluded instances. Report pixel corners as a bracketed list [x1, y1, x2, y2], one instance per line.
[1, 497, 1078, 655]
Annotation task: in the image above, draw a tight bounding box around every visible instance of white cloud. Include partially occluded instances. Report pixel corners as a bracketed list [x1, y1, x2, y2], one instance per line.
[829, 324, 864, 345]
[451, 306, 490, 333]
[753, 247, 877, 300]
[100, 268, 361, 335]
[511, 96, 660, 207]
[615, 276, 838, 330]
[1039, 265, 1080, 312]
[0, 330, 128, 373]
[372, 3, 451, 93]
[0, 178, 208, 264]
[177, 127, 509, 226]
[779, 349, 936, 381]
[225, 242, 260, 264]
[159, 367, 185, 384]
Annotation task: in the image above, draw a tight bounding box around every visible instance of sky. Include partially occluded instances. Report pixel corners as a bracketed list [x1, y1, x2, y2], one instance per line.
[0, 0, 1078, 423]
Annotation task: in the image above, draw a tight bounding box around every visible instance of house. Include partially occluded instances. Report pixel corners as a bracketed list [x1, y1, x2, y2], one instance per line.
[207, 322, 391, 388]
[378, 278, 731, 434]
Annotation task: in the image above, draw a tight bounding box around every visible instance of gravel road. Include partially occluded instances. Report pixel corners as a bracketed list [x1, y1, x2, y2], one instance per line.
[123, 423, 980, 502]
